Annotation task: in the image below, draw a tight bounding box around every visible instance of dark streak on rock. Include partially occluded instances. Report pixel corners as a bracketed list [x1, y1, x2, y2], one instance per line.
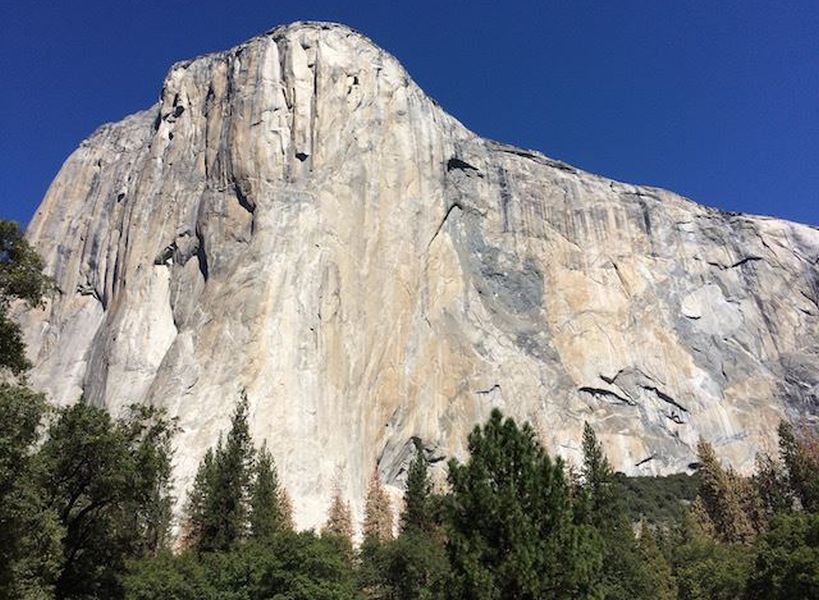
[497, 167, 511, 233]
[641, 384, 688, 413]
[426, 202, 463, 250]
[234, 183, 256, 214]
[579, 386, 635, 406]
[476, 384, 501, 395]
[705, 256, 764, 270]
[196, 228, 209, 282]
[447, 157, 480, 173]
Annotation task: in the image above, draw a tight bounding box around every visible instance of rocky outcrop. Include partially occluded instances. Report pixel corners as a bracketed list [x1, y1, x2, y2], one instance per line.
[18, 22, 819, 530]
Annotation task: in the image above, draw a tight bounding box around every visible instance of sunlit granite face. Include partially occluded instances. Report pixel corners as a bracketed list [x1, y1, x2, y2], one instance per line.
[17, 22, 819, 531]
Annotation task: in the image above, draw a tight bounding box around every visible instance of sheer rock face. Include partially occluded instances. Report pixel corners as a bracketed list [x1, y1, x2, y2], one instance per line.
[18, 22, 819, 529]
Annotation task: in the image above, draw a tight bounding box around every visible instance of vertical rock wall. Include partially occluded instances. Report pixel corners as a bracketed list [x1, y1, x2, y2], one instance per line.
[18, 22, 819, 530]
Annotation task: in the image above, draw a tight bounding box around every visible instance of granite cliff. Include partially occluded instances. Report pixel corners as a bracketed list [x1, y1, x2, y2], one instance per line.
[18, 22, 819, 529]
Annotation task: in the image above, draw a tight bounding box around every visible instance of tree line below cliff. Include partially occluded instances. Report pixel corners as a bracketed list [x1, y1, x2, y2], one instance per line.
[1, 219, 817, 599]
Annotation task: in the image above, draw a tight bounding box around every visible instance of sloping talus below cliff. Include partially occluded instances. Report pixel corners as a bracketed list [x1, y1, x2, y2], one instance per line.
[17, 21, 819, 529]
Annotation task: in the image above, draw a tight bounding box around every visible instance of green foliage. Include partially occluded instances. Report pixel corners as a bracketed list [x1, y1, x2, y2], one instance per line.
[0, 219, 50, 374]
[3, 333, 816, 600]
[359, 443, 449, 600]
[614, 472, 700, 525]
[672, 534, 754, 600]
[579, 423, 651, 600]
[38, 401, 176, 599]
[446, 409, 604, 600]
[0, 383, 47, 498]
[693, 439, 757, 544]
[186, 392, 255, 552]
[752, 453, 792, 521]
[122, 552, 210, 600]
[124, 404, 177, 555]
[636, 527, 676, 600]
[124, 533, 363, 600]
[779, 421, 819, 513]
[401, 443, 432, 534]
[580, 422, 615, 522]
[380, 531, 450, 600]
[250, 443, 286, 540]
[745, 512, 819, 599]
[0, 384, 62, 599]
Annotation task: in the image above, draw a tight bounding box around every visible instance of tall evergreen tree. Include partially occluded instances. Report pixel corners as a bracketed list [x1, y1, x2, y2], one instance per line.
[279, 487, 295, 532]
[363, 467, 394, 546]
[446, 409, 603, 599]
[124, 404, 177, 556]
[579, 422, 617, 524]
[186, 392, 255, 552]
[694, 439, 756, 544]
[779, 421, 819, 513]
[323, 493, 354, 543]
[186, 447, 217, 549]
[753, 452, 793, 523]
[579, 422, 649, 600]
[250, 444, 284, 540]
[636, 526, 676, 600]
[375, 442, 450, 600]
[401, 442, 432, 534]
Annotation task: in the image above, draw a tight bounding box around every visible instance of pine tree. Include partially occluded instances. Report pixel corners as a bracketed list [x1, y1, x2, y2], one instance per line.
[185, 392, 255, 552]
[279, 487, 295, 531]
[186, 447, 217, 549]
[688, 496, 717, 539]
[753, 451, 793, 522]
[323, 487, 353, 544]
[580, 421, 617, 525]
[401, 442, 432, 533]
[378, 442, 451, 600]
[694, 439, 756, 544]
[580, 422, 649, 600]
[363, 467, 394, 545]
[779, 421, 819, 512]
[637, 526, 676, 600]
[731, 468, 767, 536]
[249, 444, 284, 540]
[446, 409, 604, 599]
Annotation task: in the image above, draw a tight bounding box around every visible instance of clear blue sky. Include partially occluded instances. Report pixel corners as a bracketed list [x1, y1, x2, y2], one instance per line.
[2, 1, 817, 227]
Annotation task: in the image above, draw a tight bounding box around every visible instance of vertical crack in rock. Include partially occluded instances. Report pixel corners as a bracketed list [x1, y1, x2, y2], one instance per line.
[497, 166, 512, 232]
[195, 228, 209, 282]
